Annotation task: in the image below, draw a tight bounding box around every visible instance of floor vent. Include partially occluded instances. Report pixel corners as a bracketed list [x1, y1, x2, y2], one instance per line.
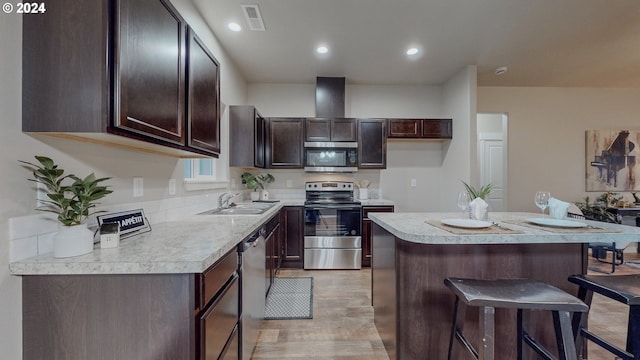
[241, 4, 266, 31]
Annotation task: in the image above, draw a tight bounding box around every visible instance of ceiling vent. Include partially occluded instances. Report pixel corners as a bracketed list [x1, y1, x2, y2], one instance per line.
[241, 5, 266, 31]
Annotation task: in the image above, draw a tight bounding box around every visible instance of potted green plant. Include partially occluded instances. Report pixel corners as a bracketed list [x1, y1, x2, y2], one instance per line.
[20, 156, 112, 257]
[461, 181, 493, 220]
[461, 181, 493, 199]
[241, 172, 274, 200]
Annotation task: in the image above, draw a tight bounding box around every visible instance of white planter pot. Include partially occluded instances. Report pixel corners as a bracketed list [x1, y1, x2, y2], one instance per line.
[359, 188, 369, 200]
[53, 224, 94, 258]
[250, 191, 260, 201]
[260, 189, 269, 200]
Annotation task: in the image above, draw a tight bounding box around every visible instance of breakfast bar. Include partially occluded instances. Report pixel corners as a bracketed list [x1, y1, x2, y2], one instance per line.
[369, 212, 640, 359]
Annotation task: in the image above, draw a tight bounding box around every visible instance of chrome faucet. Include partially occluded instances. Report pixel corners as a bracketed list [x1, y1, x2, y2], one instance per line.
[219, 192, 240, 209]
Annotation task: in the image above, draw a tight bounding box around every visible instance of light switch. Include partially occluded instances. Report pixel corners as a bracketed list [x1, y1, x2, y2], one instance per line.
[168, 179, 176, 195]
[286, 180, 292, 188]
[133, 177, 144, 197]
[411, 179, 417, 187]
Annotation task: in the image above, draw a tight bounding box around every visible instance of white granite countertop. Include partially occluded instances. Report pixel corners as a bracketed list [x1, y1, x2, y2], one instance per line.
[369, 212, 640, 245]
[9, 199, 394, 276]
[10, 203, 286, 276]
[360, 199, 395, 206]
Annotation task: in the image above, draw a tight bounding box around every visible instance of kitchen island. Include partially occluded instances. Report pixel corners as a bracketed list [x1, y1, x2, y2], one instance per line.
[369, 212, 640, 359]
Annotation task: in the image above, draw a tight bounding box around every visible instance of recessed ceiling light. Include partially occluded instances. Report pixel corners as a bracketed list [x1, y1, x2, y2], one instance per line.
[227, 22, 242, 32]
[406, 47, 419, 56]
[316, 46, 329, 54]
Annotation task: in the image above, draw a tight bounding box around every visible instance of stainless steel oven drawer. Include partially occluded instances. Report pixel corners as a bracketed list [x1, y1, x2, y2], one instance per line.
[304, 249, 362, 269]
[304, 236, 361, 248]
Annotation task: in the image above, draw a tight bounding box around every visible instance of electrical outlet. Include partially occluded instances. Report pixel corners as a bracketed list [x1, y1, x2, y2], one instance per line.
[411, 179, 417, 187]
[286, 180, 292, 188]
[168, 179, 176, 195]
[231, 178, 236, 188]
[133, 177, 144, 197]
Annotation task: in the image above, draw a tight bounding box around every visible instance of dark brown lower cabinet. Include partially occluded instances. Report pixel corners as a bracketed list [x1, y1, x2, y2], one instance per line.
[280, 206, 304, 268]
[362, 205, 394, 268]
[21, 248, 240, 360]
[265, 215, 281, 295]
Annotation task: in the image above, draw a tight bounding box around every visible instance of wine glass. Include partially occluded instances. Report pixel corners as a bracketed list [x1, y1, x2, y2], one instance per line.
[535, 191, 551, 214]
[457, 192, 470, 218]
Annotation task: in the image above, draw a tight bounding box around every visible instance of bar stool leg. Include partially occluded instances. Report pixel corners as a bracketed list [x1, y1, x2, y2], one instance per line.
[448, 296, 469, 360]
[517, 309, 534, 360]
[553, 310, 579, 360]
[478, 306, 495, 360]
[627, 305, 639, 359]
[571, 286, 594, 358]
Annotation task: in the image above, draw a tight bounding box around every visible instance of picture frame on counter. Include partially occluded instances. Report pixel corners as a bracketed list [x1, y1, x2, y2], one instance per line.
[97, 209, 151, 239]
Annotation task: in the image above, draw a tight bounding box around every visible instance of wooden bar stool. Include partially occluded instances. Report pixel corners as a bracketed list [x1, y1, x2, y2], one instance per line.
[568, 274, 640, 360]
[444, 278, 588, 360]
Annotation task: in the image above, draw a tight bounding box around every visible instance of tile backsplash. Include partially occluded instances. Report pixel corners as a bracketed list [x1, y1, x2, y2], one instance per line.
[8, 191, 252, 262]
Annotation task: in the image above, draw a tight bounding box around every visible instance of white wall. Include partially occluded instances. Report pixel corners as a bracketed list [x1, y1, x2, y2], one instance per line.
[478, 86, 640, 211]
[439, 66, 476, 211]
[0, 2, 247, 357]
[248, 81, 471, 211]
[1, 11, 25, 360]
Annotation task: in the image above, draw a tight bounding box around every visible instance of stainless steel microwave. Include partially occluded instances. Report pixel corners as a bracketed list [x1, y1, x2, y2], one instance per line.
[304, 142, 358, 172]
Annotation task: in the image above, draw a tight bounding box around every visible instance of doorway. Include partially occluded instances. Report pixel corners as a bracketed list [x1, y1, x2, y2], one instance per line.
[477, 113, 508, 211]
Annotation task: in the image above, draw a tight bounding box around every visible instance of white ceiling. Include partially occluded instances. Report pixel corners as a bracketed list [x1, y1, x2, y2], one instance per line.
[193, 0, 640, 87]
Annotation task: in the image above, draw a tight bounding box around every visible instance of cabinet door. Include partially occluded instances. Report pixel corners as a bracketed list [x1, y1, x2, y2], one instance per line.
[388, 119, 421, 138]
[362, 206, 394, 267]
[358, 119, 387, 169]
[265, 222, 280, 295]
[199, 274, 239, 360]
[187, 28, 220, 155]
[267, 118, 304, 168]
[280, 207, 304, 268]
[331, 119, 357, 141]
[230, 106, 265, 168]
[305, 118, 331, 142]
[422, 119, 452, 139]
[115, 0, 186, 145]
[255, 113, 266, 168]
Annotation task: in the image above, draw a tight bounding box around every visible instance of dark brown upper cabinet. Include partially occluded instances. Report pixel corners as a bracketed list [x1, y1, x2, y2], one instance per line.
[22, 0, 220, 158]
[304, 118, 357, 142]
[266, 118, 304, 168]
[358, 119, 387, 169]
[115, 0, 186, 146]
[388, 119, 452, 140]
[186, 27, 220, 155]
[229, 105, 265, 168]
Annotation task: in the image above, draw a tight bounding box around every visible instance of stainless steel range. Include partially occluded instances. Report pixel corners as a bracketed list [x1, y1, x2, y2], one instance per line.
[304, 181, 362, 269]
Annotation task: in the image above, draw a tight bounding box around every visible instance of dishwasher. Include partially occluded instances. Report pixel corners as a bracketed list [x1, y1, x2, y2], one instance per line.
[238, 227, 267, 360]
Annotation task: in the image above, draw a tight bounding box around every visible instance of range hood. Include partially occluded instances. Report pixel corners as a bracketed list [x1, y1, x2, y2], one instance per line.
[315, 77, 345, 118]
[308, 77, 357, 173]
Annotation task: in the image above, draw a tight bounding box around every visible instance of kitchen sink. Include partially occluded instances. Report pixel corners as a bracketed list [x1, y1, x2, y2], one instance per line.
[199, 202, 276, 216]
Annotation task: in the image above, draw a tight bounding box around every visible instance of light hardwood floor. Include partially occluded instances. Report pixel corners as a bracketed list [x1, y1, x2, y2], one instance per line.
[254, 252, 640, 359]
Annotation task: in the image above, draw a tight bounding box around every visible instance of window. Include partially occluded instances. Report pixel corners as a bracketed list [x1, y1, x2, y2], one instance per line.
[184, 158, 215, 179]
[183, 158, 228, 190]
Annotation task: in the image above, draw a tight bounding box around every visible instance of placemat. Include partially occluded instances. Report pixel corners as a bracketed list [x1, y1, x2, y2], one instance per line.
[425, 220, 524, 235]
[503, 219, 621, 234]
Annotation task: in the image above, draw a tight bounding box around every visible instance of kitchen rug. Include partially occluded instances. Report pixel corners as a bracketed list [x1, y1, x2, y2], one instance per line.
[265, 277, 313, 320]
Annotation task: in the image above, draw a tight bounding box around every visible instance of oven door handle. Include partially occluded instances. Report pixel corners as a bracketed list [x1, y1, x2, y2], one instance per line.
[305, 205, 362, 211]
